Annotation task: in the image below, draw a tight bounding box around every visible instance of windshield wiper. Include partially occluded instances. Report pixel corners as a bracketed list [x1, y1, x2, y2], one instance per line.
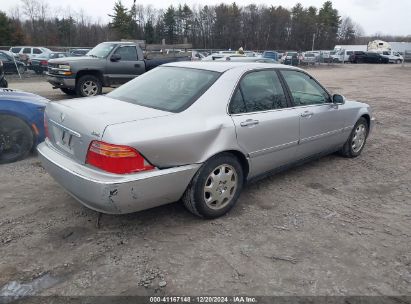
[88, 54, 98, 58]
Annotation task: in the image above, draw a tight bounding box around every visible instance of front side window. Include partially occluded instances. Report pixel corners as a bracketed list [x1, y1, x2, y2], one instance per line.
[107, 67, 220, 112]
[114, 46, 138, 61]
[229, 70, 287, 114]
[87, 43, 117, 58]
[33, 48, 42, 54]
[0, 53, 8, 61]
[281, 70, 330, 106]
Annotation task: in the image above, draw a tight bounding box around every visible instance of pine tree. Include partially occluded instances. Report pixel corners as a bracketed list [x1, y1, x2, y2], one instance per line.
[108, 0, 133, 39]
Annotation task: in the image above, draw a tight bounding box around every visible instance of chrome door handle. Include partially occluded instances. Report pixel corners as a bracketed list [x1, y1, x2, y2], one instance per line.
[240, 119, 259, 127]
[300, 111, 314, 118]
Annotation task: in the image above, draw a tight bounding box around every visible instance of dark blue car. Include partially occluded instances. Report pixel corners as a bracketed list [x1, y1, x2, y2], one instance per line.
[0, 89, 48, 163]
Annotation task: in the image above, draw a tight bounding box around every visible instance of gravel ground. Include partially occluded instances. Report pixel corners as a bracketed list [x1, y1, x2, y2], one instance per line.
[0, 64, 410, 297]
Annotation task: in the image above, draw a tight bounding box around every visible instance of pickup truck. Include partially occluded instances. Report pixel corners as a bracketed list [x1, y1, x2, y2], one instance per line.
[47, 41, 190, 97]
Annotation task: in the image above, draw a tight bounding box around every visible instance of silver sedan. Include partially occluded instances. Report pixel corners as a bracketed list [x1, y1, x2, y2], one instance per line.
[38, 62, 374, 218]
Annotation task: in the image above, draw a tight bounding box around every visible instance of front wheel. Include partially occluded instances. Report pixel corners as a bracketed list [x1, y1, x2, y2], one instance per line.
[75, 75, 102, 97]
[396, 59, 402, 64]
[339, 117, 369, 158]
[0, 115, 34, 164]
[182, 153, 244, 219]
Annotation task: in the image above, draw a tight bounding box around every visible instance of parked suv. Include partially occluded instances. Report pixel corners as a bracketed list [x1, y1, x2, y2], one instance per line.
[349, 52, 389, 64]
[9, 46, 52, 62]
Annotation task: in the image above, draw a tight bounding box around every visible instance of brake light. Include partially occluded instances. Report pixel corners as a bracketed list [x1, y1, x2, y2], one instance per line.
[44, 113, 49, 138]
[86, 141, 154, 174]
[40, 60, 48, 65]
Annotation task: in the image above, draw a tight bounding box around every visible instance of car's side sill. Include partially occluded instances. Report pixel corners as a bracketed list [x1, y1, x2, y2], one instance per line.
[246, 145, 342, 184]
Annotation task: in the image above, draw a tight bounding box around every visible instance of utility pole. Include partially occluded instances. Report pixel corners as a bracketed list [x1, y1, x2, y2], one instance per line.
[312, 33, 315, 51]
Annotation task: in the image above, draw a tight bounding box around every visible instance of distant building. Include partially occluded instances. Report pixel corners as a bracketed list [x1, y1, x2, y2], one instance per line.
[388, 42, 411, 53]
[334, 41, 411, 53]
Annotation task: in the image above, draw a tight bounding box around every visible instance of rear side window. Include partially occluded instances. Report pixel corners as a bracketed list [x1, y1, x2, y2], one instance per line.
[11, 47, 21, 53]
[281, 70, 330, 106]
[33, 48, 42, 54]
[0, 53, 8, 60]
[23, 48, 31, 54]
[229, 70, 288, 114]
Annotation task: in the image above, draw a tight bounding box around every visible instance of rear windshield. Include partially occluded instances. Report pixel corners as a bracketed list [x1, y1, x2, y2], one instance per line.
[107, 67, 221, 112]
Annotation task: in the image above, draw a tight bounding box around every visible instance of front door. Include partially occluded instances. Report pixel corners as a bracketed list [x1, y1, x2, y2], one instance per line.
[229, 70, 300, 178]
[106, 45, 145, 84]
[280, 70, 346, 159]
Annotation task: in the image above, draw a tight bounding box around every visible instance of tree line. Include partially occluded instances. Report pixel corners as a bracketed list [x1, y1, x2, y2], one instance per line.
[0, 0, 409, 51]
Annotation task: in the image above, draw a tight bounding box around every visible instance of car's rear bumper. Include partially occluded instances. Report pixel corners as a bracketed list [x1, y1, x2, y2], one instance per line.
[46, 74, 76, 89]
[37, 141, 201, 214]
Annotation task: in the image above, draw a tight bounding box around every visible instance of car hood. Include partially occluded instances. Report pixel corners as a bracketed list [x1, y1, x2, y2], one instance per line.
[0, 89, 49, 107]
[48, 56, 101, 64]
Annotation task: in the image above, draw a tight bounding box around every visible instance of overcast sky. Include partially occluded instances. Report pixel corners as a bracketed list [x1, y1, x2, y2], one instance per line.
[3, 0, 411, 36]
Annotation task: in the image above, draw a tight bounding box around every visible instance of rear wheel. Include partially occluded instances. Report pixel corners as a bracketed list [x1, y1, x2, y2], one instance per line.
[0, 77, 7, 88]
[396, 59, 402, 64]
[60, 88, 76, 95]
[339, 117, 368, 158]
[34, 68, 43, 75]
[182, 153, 244, 219]
[0, 115, 34, 164]
[75, 75, 102, 97]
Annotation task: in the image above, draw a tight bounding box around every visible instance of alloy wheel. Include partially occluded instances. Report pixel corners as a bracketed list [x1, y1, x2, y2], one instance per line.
[203, 164, 238, 210]
[82, 80, 98, 96]
[352, 123, 366, 153]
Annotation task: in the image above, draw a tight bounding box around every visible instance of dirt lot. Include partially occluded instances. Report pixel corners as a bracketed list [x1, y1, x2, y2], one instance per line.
[0, 65, 410, 297]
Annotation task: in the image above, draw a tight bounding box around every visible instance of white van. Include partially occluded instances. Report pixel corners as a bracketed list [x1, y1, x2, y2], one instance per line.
[331, 50, 354, 63]
[379, 50, 403, 64]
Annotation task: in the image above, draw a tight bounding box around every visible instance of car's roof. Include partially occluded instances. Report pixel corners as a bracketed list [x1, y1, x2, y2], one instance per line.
[163, 61, 300, 73]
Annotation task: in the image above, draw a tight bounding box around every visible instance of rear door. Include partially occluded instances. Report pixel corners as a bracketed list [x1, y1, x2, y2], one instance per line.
[106, 45, 145, 84]
[229, 69, 300, 178]
[280, 70, 346, 159]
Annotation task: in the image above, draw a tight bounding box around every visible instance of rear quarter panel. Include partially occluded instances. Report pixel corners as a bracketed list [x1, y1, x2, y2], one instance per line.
[102, 69, 245, 168]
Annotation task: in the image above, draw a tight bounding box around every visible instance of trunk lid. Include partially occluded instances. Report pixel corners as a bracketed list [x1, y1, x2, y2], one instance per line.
[45, 95, 171, 163]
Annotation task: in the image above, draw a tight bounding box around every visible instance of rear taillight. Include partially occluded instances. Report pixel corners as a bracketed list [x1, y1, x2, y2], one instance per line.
[44, 113, 49, 138]
[86, 141, 154, 174]
[40, 60, 48, 65]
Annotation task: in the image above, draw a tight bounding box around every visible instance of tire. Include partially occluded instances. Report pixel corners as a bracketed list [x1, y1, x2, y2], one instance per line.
[396, 59, 401, 64]
[0, 77, 7, 88]
[339, 117, 369, 158]
[34, 68, 43, 75]
[0, 115, 34, 164]
[182, 153, 244, 219]
[75, 75, 102, 97]
[60, 88, 76, 95]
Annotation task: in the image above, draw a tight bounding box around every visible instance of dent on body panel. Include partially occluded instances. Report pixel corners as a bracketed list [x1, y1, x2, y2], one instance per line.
[102, 186, 122, 213]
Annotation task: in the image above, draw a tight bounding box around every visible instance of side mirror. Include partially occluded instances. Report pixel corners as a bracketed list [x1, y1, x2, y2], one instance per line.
[332, 94, 345, 105]
[110, 54, 121, 62]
